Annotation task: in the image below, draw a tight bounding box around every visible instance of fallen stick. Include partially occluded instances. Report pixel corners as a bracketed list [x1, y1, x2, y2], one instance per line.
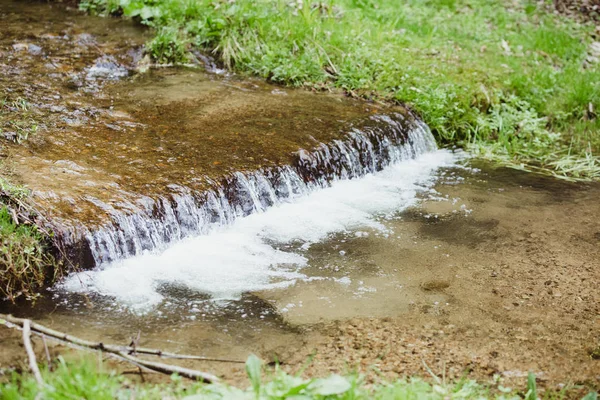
[0, 314, 225, 383]
[41, 334, 51, 366]
[117, 351, 218, 382]
[22, 320, 44, 386]
[0, 314, 243, 363]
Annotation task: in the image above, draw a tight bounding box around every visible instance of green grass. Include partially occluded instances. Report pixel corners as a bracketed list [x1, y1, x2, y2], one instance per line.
[79, 0, 600, 180]
[0, 154, 59, 303]
[0, 202, 59, 302]
[1, 355, 597, 400]
[0, 97, 59, 301]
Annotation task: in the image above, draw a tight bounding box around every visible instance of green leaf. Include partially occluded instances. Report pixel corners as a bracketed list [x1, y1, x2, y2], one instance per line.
[307, 374, 351, 396]
[245, 354, 262, 397]
[525, 372, 537, 400]
[582, 392, 598, 400]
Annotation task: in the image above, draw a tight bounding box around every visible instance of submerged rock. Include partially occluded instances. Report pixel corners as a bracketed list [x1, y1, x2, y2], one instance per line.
[86, 55, 130, 81]
[11, 42, 42, 55]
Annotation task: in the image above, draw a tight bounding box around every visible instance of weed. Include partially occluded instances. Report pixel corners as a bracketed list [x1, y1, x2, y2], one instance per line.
[0, 204, 59, 302]
[0, 176, 29, 199]
[147, 26, 189, 64]
[0, 97, 40, 144]
[0, 355, 597, 399]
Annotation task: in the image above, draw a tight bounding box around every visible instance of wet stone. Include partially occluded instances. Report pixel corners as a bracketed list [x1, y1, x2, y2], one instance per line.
[27, 43, 42, 55]
[86, 55, 130, 81]
[11, 42, 28, 51]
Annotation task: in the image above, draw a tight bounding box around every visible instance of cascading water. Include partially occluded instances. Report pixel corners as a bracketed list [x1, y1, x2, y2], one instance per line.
[83, 114, 437, 265]
[61, 113, 459, 311]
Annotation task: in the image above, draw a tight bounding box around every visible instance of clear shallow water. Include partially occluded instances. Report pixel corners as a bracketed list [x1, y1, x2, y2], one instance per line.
[3, 158, 597, 378]
[61, 150, 461, 312]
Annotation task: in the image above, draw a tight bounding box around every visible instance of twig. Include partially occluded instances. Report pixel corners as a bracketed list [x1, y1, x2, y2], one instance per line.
[121, 368, 160, 375]
[0, 314, 232, 383]
[9, 208, 19, 226]
[1, 314, 243, 364]
[117, 351, 218, 382]
[103, 352, 157, 377]
[22, 320, 44, 386]
[41, 334, 51, 366]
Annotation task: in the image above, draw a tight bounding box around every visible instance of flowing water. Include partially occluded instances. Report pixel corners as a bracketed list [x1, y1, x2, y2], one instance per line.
[61, 144, 457, 311]
[1, 0, 599, 387]
[0, 0, 467, 357]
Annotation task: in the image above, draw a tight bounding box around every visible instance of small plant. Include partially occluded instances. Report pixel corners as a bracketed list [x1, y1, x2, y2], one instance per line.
[79, 0, 121, 16]
[0, 96, 40, 144]
[1, 355, 598, 399]
[0, 206, 59, 302]
[146, 26, 189, 64]
[0, 177, 29, 199]
[525, 372, 537, 400]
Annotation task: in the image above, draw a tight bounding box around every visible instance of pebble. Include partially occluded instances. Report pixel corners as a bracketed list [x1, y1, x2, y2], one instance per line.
[28, 44, 43, 55]
[12, 43, 28, 51]
[11, 43, 42, 55]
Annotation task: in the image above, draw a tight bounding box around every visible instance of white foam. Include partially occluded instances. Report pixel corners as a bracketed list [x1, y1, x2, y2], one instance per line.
[61, 150, 458, 311]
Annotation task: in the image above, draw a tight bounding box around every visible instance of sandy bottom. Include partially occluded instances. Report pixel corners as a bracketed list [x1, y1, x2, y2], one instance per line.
[1, 163, 599, 395]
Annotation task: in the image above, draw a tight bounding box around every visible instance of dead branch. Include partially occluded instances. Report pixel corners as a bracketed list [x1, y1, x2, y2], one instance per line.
[116, 351, 218, 382]
[22, 320, 44, 386]
[41, 334, 51, 366]
[1, 314, 243, 363]
[0, 314, 230, 383]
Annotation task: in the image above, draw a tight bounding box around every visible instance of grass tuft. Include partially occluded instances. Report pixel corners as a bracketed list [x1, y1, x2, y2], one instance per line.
[0, 205, 59, 303]
[0, 355, 597, 399]
[0, 97, 39, 144]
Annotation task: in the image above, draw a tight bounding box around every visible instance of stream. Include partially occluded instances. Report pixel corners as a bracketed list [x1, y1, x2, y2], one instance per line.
[1, 0, 599, 387]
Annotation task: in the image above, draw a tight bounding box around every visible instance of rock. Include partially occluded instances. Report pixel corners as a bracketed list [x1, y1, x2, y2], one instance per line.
[86, 55, 129, 81]
[50, 105, 67, 113]
[27, 44, 43, 55]
[2, 131, 17, 141]
[12, 43, 43, 55]
[12, 43, 29, 51]
[75, 33, 96, 47]
[135, 54, 152, 74]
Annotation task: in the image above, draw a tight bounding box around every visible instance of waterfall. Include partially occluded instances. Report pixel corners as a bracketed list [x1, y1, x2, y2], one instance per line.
[77, 114, 437, 266]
